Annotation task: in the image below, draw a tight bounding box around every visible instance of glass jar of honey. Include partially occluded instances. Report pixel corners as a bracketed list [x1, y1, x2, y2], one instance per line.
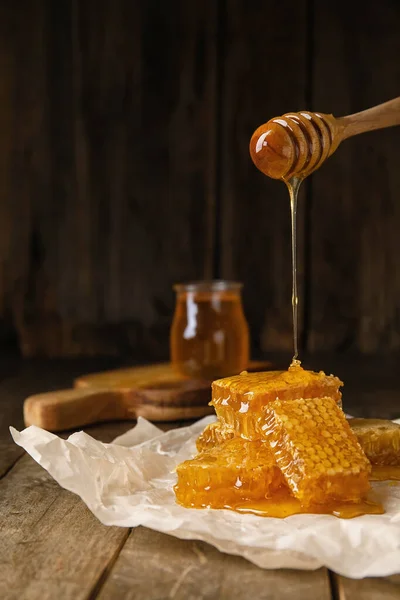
[170, 281, 250, 380]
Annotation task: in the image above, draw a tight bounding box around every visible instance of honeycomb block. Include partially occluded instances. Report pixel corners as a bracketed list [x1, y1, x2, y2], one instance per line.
[196, 421, 234, 452]
[211, 365, 343, 439]
[175, 437, 286, 509]
[350, 418, 400, 466]
[262, 397, 371, 505]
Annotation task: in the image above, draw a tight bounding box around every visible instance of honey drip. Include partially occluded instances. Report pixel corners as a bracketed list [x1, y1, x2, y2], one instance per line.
[287, 177, 302, 364]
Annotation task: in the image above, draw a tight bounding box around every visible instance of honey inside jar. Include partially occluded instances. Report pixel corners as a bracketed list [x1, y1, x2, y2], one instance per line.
[170, 281, 249, 380]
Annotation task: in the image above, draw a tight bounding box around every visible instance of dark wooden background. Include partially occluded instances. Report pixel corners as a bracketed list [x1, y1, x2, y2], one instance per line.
[1, 0, 400, 360]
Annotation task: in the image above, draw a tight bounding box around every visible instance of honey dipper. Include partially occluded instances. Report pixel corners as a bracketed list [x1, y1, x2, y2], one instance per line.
[249, 96, 400, 180]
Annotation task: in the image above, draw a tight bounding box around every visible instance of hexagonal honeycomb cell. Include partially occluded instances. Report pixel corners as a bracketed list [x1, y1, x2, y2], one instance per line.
[262, 397, 371, 505]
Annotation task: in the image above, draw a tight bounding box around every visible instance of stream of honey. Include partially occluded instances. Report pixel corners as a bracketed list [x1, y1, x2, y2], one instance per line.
[287, 176, 302, 363]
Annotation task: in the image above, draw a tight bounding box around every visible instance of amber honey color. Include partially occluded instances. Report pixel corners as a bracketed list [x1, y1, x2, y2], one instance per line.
[170, 284, 249, 380]
[175, 438, 285, 508]
[175, 479, 384, 519]
[211, 366, 343, 440]
[174, 102, 400, 520]
[173, 366, 398, 519]
[231, 490, 384, 519]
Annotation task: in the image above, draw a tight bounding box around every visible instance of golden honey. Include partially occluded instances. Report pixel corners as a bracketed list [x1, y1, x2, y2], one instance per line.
[196, 421, 234, 452]
[175, 453, 383, 518]
[170, 282, 249, 380]
[174, 105, 395, 521]
[261, 397, 371, 505]
[211, 364, 343, 440]
[232, 491, 384, 519]
[174, 366, 395, 519]
[175, 437, 285, 509]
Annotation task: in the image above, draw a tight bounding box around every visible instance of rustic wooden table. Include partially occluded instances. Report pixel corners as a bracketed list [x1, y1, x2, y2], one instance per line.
[1, 356, 400, 599]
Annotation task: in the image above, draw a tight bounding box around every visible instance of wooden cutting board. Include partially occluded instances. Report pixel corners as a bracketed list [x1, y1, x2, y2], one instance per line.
[24, 360, 272, 432]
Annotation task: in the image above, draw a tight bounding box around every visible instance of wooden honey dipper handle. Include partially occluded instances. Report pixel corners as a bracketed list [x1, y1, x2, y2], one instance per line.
[250, 96, 400, 180]
[338, 96, 400, 141]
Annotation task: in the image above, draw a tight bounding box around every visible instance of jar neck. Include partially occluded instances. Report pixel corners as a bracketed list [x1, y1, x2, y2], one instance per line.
[174, 281, 244, 303]
[175, 290, 243, 303]
[174, 280, 243, 294]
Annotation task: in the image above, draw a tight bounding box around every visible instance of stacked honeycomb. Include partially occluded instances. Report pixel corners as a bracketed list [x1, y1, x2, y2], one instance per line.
[210, 367, 343, 439]
[175, 364, 395, 514]
[175, 437, 284, 508]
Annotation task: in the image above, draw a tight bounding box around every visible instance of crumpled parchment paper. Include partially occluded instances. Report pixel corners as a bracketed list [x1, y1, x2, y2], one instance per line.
[10, 416, 400, 578]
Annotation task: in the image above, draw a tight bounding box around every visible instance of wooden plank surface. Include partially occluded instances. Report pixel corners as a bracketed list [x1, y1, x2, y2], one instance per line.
[219, 0, 308, 356]
[0, 356, 181, 478]
[336, 574, 400, 600]
[309, 0, 400, 353]
[1, 357, 400, 598]
[0, 0, 49, 356]
[97, 527, 331, 600]
[0, 455, 129, 600]
[0, 358, 120, 478]
[1, 4, 400, 359]
[302, 353, 400, 420]
[0, 0, 217, 358]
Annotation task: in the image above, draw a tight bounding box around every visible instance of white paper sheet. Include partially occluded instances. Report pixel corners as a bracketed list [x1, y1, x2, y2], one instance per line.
[10, 417, 400, 578]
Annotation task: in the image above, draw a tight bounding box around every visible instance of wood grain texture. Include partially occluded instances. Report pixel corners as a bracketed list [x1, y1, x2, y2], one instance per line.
[0, 357, 183, 478]
[0, 368, 25, 477]
[0, 0, 217, 358]
[0, 1, 49, 354]
[0, 455, 129, 600]
[337, 574, 400, 600]
[309, 0, 400, 353]
[97, 527, 331, 600]
[1, 3, 400, 358]
[0, 358, 119, 477]
[219, 0, 308, 356]
[24, 360, 271, 431]
[302, 353, 400, 420]
[1, 359, 400, 598]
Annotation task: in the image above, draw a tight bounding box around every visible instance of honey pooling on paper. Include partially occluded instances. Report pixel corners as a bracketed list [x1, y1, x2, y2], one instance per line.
[262, 397, 371, 505]
[175, 438, 285, 509]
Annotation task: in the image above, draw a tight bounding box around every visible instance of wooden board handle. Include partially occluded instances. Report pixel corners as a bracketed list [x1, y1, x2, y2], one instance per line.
[23, 382, 214, 431]
[24, 388, 125, 432]
[23, 361, 273, 431]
